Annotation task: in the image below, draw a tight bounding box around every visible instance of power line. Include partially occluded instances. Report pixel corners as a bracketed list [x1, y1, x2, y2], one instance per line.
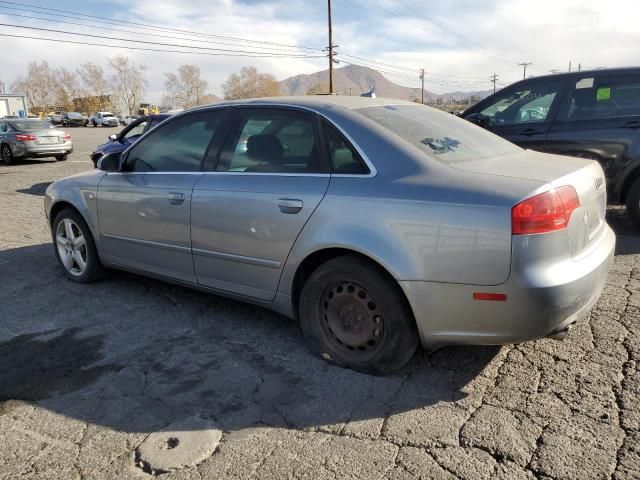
[0, 23, 326, 58]
[0, 33, 326, 59]
[0, 0, 324, 52]
[0, 8, 320, 55]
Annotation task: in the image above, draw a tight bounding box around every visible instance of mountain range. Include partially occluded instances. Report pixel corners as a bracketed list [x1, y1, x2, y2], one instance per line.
[278, 64, 492, 103]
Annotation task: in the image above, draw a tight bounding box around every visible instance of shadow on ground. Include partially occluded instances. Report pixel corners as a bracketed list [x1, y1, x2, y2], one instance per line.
[16, 181, 52, 196]
[0, 243, 498, 436]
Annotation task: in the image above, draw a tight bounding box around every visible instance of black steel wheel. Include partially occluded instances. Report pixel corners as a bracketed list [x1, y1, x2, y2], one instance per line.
[299, 255, 418, 374]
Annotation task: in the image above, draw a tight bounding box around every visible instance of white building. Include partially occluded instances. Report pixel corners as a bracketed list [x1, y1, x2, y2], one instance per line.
[0, 95, 28, 117]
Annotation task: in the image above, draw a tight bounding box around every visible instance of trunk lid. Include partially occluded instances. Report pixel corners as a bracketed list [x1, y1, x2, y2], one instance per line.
[30, 128, 66, 145]
[452, 149, 607, 258]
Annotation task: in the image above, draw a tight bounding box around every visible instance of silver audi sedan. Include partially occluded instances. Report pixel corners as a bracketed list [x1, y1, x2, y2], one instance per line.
[44, 96, 615, 374]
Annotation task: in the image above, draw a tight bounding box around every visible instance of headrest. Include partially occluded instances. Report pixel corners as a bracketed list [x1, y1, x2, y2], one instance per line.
[246, 135, 284, 162]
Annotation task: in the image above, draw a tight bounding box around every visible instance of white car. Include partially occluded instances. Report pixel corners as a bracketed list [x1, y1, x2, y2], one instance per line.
[90, 112, 119, 127]
[122, 115, 139, 126]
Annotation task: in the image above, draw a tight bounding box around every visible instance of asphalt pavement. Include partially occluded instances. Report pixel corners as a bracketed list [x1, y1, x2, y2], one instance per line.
[0, 126, 638, 479]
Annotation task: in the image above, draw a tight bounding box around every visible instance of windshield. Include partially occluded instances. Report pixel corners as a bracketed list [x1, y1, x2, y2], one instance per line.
[9, 120, 51, 130]
[68, 112, 82, 118]
[355, 104, 521, 164]
[102, 113, 115, 118]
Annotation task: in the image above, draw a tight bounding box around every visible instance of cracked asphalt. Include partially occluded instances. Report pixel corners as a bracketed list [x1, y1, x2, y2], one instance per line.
[0, 128, 638, 479]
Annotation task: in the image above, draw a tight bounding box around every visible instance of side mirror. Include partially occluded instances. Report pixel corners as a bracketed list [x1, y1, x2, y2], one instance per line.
[464, 113, 491, 128]
[97, 152, 122, 172]
[108, 133, 118, 141]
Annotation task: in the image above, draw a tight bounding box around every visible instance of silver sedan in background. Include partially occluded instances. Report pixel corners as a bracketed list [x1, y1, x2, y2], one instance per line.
[44, 96, 614, 374]
[1, 119, 73, 164]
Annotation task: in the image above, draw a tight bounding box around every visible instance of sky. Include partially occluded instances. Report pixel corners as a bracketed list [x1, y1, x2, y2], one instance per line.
[1, 0, 639, 102]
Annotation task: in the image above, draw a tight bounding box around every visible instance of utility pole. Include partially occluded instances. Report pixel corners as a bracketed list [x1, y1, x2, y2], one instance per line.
[549, 69, 559, 75]
[326, 0, 338, 95]
[491, 73, 498, 94]
[578, 63, 582, 71]
[420, 69, 425, 104]
[568, 61, 572, 72]
[518, 62, 532, 79]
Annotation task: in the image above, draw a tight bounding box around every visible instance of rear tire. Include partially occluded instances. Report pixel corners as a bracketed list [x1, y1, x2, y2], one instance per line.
[1, 144, 13, 165]
[299, 255, 418, 375]
[625, 177, 640, 229]
[52, 208, 106, 283]
[55, 154, 68, 162]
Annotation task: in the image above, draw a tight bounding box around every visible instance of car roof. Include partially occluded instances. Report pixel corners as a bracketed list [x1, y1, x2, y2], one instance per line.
[199, 95, 418, 112]
[506, 66, 640, 85]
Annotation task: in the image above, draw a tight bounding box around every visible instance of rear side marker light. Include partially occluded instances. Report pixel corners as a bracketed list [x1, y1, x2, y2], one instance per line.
[512, 186, 580, 235]
[15, 134, 37, 141]
[473, 292, 507, 301]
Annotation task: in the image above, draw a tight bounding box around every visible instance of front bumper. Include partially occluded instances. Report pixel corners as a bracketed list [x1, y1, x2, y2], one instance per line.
[401, 224, 615, 348]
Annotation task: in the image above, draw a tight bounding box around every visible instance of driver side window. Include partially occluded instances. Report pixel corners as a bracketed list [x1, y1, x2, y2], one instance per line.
[480, 80, 563, 126]
[125, 111, 224, 172]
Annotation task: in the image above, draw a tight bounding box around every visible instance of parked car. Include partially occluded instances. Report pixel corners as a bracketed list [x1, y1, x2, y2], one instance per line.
[46, 113, 63, 126]
[62, 112, 89, 127]
[90, 114, 170, 167]
[122, 115, 140, 126]
[463, 67, 640, 227]
[90, 111, 119, 127]
[1, 118, 72, 164]
[44, 97, 614, 374]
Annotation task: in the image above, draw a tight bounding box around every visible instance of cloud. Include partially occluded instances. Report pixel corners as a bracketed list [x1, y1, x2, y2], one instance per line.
[2, 0, 639, 100]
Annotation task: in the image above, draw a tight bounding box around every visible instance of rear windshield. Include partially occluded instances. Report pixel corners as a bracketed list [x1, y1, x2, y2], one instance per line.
[102, 113, 115, 118]
[67, 112, 82, 118]
[9, 120, 51, 130]
[355, 104, 521, 164]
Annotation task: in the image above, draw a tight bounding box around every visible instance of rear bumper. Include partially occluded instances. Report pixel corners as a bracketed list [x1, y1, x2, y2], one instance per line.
[13, 142, 73, 158]
[401, 224, 615, 348]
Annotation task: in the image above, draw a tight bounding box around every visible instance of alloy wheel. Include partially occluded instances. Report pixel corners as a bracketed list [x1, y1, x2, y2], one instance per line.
[55, 218, 88, 276]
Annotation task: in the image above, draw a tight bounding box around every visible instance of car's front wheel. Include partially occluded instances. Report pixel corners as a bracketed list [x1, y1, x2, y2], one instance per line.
[52, 208, 105, 282]
[626, 177, 640, 229]
[1, 144, 13, 165]
[299, 255, 418, 374]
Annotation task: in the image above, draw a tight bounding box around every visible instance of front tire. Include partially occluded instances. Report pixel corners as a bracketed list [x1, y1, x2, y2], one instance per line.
[52, 208, 105, 283]
[1, 144, 14, 165]
[626, 177, 640, 229]
[299, 255, 418, 374]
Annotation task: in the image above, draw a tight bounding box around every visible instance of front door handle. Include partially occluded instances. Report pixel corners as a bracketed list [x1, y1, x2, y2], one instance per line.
[166, 192, 185, 205]
[623, 120, 640, 129]
[519, 128, 544, 136]
[277, 198, 303, 214]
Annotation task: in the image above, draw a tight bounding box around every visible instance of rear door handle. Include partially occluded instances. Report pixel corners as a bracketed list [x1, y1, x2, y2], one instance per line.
[166, 192, 185, 205]
[623, 120, 640, 129]
[277, 198, 303, 214]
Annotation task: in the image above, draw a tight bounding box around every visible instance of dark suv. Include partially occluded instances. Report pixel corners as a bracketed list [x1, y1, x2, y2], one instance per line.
[463, 67, 640, 226]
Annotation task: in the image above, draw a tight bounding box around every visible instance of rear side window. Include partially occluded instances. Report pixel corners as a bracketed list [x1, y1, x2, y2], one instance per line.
[563, 76, 640, 121]
[356, 104, 521, 165]
[323, 122, 368, 174]
[125, 111, 224, 172]
[217, 108, 324, 173]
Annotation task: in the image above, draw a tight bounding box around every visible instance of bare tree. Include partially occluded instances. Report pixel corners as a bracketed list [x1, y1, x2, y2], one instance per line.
[11, 61, 57, 112]
[76, 62, 110, 112]
[306, 82, 330, 95]
[108, 55, 148, 115]
[222, 66, 281, 100]
[54, 68, 80, 112]
[163, 64, 208, 108]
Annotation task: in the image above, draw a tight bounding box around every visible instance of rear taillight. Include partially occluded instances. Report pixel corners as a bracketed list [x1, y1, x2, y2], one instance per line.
[512, 186, 580, 235]
[15, 134, 36, 142]
[62, 133, 71, 141]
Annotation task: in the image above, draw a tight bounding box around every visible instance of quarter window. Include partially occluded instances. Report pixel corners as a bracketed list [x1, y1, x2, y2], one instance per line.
[563, 76, 640, 121]
[323, 122, 368, 174]
[479, 80, 563, 125]
[217, 109, 324, 173]
[125, 111, 224, 172]
[123, 121, 147, 140]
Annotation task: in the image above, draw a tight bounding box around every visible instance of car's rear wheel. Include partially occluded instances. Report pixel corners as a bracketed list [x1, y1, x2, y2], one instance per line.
[1, 144, 13, 165]
[55, 154, 68, 162]
[299, 255, 418, 374]
[52, 208, 105, 283]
